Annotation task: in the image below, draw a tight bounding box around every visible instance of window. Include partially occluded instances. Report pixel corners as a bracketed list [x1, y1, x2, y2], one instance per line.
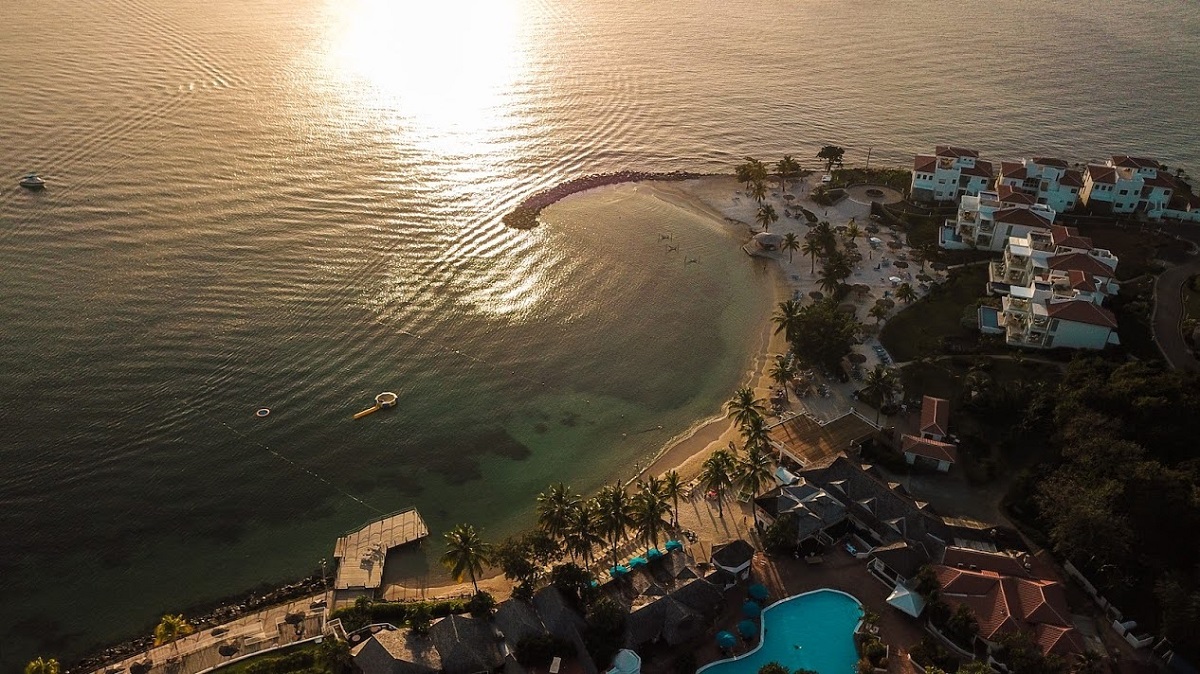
[1071, 188, 1078, 194]
[1119, 189, 1128, 195]
[1049, 319, 1060, 332]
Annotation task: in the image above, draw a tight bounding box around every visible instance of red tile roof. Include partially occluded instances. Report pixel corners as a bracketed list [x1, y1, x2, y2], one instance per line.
[1050, 225, 1093, 250]
[993, 207, 1053, 228]
[1142, 172, 1177, 189]
[942, 548, 1030, 576]
[1066, 270, 1097, 292]
[1045, 300, 1118, 328]
[936, 146, 980, 159]
[914, 155, 937, 173]
[1047, 252, 1115, 277]
[961, 160, 994, 178]
[900, 434, 958, 463]
[1059, 169, 1084, 188]
[933, 564, 1082, 657]
[1111, 155, 1161, 170]
[919, 395, 949, 437]
[998, 185, 1036, 206]
[1086, 164, 1117, 185]
[1001, 161, 1027, 179]
[1032, 157, 1069, 168]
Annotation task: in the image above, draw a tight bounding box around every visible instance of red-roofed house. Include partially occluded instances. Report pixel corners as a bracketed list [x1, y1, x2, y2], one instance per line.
[1082, 156, 1176, 218]
[919, 395, 949, 440]
[933, 549, 1084, 659]
[942, 189, 1056, 251]
[994, 158, 1084, 213]
[911, 147, 993, 203]
[894, 396, 956, 472]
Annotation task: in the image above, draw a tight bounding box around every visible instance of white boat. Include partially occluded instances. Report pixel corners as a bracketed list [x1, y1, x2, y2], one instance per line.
[19, 174, 46, 189]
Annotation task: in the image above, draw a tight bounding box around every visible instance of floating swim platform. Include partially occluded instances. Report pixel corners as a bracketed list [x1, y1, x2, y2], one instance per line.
[353, 392, 398, 419]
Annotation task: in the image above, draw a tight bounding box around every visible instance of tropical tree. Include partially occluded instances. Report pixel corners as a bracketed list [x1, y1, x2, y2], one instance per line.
[817, 267, 843, 296]
[756, 203, 778, 231]
[769, 355, 794, 400]
[896, 283, 917, 304]
[772, 299, 803, 342]
[801, 237, 822, 275]
[536, 483, 580, 542]
[861, 365, 900, 424]
[740, 414, 772, 454]
[662, 470, 685, 528]
[639, 474, 665, 498]
[846, 219, 860, 241]
[735, 157, 767, 191]
[24, 658, 60, 674]
[564, 499, 606, 567]
[869, 303, 888, 324]
[736, 447, 775, 524]
[817, 145, 845, 172]
[823, 250, 853, 283]
[725, 386, 766, 428]
[781, 232, 801, 263]
[631, 485, 673, 549]
[750, 179, 767, 203]
[441, 523, 493, 593]
[700, 449, 737, 518]
[154, 614, 194, 648]
[596, 483, 634, 567]
[810, 220, 834, 246]
[786, 298, 860, 369]
[776, 155, 801, 192]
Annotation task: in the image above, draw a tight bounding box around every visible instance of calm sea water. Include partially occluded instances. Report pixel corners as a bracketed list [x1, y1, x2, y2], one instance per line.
[2, 0, 1198, 667]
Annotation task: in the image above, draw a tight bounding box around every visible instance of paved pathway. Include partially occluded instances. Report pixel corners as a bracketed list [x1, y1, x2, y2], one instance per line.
[1152, 254, 1200, 371]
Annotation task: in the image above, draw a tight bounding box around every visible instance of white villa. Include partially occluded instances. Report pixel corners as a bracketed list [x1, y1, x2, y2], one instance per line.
[1081, 156, 1176, 217]
[941, 189, 1057, 251]
[980, 226, 1120, 350]
[911, 146, 994, 203]
[996, 158, 1085, 213]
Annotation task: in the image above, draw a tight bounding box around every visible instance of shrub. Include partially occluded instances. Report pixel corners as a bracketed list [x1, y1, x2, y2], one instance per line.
[244, 650, 315, 674]
[467, 591, 496, 618]
[758, 664, 790, 674]
[763, 513, 799, 553]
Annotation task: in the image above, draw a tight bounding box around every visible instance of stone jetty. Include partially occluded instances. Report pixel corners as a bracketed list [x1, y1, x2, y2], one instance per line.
[502, 170, 713, 229]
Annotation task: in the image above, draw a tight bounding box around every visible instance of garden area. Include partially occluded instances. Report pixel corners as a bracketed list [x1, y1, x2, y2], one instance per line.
[211, 640, 353, 674]
[879, 265, 990, 362]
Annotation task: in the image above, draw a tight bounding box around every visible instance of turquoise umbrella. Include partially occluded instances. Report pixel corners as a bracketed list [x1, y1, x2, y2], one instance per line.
[646, 547, 665, 560]
[742, 600, 761, 617]
[716, 631, 737, 649]
[748, 583, 769, 601]
[737, 620, 758, 639]
[628, 556, 648, 568]
[610, 565, 630, 577]
[664, 540, 684, 552]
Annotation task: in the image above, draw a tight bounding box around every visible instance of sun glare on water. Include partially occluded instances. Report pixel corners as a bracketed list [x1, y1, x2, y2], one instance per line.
[328, 0, 527, 158]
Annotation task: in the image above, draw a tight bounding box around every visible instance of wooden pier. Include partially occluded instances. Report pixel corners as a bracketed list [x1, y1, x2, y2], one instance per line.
[331, 508, 428, 606]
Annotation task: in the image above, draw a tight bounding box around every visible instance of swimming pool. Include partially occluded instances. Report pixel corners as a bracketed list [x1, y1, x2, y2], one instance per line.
[698, 589, 863, 674]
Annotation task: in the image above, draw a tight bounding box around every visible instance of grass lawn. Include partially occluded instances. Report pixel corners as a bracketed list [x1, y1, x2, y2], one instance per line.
[880, 265, 989, 362]
[830, 167, 911, 192]
[211, 642, 323, 674]
[1079, 222, 1175, 280]
[1184, 275, 1200, 320]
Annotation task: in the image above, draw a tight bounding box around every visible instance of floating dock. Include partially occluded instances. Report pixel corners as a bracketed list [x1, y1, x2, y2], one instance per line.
[353, 391, 399, 419]
[331, 508, 427, 607]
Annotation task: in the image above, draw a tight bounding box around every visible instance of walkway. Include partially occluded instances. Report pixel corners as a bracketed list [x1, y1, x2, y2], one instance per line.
[1152, 254, 1200, 371]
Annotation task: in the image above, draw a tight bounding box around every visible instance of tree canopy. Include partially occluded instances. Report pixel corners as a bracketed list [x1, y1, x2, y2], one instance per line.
[817, 145, 845, 172]
[784, 298, 860, 369]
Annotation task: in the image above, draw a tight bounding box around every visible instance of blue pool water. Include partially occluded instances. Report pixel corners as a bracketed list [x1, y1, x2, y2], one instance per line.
[699, 590, 864, 674]
[979, 306, 1000, 329]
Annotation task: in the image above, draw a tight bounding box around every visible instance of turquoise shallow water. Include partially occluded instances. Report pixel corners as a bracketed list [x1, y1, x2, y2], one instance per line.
[700, 590, 864, 674]
[2, 0, 1199, 668]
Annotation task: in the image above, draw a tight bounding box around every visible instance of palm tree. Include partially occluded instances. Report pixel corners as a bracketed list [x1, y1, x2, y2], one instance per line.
[740, 414, 771, 453]
[725, 386, 766, 428]
[824, 250, 853, 281]
[869, 304, 888, 324]
[896, 283, 917, 304]
[441, 524, 493, 593]
[861, 365, 899, 425]
[801, 238, 822, 275]
[563, 499, 606, 568]
[846, 219, 860, 241]
[781, 232, 801, 263]
[776, 155, 800, 192]
[811, 220, 834, 243]
[735, 447, 774, 524]
[631, 486, 673, 550]
[24, 658, 60, 674]
[750, 179, 767, 203]
[769, 356, 794, 401]
[154, 613, 195, 661]
[536, 483, 579, 542]
[700, 449, 736, 518]
[755, 203, 778, 231]
[662, 470, 684, 528]
[817, 268, 842, 296]
[772, 299, 803, 342]
[596, 483, 634, 567]
[639, 474, 665, 498]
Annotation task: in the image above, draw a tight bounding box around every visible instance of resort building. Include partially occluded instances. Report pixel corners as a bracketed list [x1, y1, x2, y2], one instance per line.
[995, 158, 1085, 213]
[940, 189, 1057, 252]
[933, 547, 1084, 660]
[1081, 156, 1176, 218]
[911, 146, 995, 203]
[981, 226, 1121, 350]
[897, 396, 957, 472]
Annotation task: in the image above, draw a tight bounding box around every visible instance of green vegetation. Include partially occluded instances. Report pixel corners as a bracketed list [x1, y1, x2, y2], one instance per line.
[1006, 359, 1200, 660]
[1108, 277, 1159, 361]
[817, 145, 845, 172]
[441, 524, 493, 593]
[329, 595, 470, 633]
[1184, 274, 1200, 319]
[829, 167, 911, 193]
[777, 298, 860, 368]
[879, 265, 989, 362]
[211, 641, 353, 674]
[583, 596, 627, 668]
[516, 634, 578, 669]
[24, 658, 60, 674]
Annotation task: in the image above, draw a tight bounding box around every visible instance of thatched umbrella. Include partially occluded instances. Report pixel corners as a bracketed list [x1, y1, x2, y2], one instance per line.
[838, 303, 858, 315]
[784, 194, 795, 202]
[865, 224, 880, 233]
[931, 261, 949, 271]
[131, 662, 151, 674]
[876, 298, 896, 310]
[917, 273, 933, 283]
[893, 260, 909, 268]
[809, 291, 824, 301]
[853, 284, 871, 296]
[218, 644, 239, 658]
[887, 240, 903, 249]
[848, 352, 868, 365]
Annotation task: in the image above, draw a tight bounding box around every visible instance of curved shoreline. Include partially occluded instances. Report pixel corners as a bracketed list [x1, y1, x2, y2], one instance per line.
[501, 170, 718, 229]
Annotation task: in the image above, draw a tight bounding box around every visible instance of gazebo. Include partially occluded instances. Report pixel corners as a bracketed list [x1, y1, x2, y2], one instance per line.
[886, 583, 926, 618]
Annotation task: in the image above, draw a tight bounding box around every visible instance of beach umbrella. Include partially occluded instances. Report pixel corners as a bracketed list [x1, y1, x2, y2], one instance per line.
[716, 631, 737, 649]
[665, 539, 684, 552]
[628, 556, 648, 568]
[893, 260, 909, 268]
[931, 261, 949, 271]
[218, 644, 239, 658]
[917, 273, 933, 283]
[646, 547, 665, 560]
[589, 579, 600, 588]
[809, 291, 824, 301]
[869, 236, 883, 244]
[748, 583, 769, 601]
[887, 240, 903, 249]
[737, 620, 759, 639]
[610, 565, 630, 577]
[130, 663, 152, 674]
[866, 225, 880, 233]
[848, 353, 868, 365]
[742, 600, 762, 617]
[838, 303, 857, 315]
[784, 194, 795, 201]
[876, 298, 895, 310]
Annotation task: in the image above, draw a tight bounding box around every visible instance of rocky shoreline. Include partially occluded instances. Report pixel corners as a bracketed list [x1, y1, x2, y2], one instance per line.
[68, 574, 328, 674]
[501, 170, 717, 229]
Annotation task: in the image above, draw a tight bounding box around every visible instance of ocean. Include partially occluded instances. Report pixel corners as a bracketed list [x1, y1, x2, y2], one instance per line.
[2, 0, 1198, 667]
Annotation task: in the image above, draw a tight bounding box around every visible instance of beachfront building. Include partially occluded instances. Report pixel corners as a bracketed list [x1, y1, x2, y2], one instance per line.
[995, 158, 1085, 213]
[940, 188, 1057, 251]
[897, 396, 957, 472]
[981, 225, 1120, 350]
[1081, 156, 1177, 218]
[911, 146, 994, 203]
